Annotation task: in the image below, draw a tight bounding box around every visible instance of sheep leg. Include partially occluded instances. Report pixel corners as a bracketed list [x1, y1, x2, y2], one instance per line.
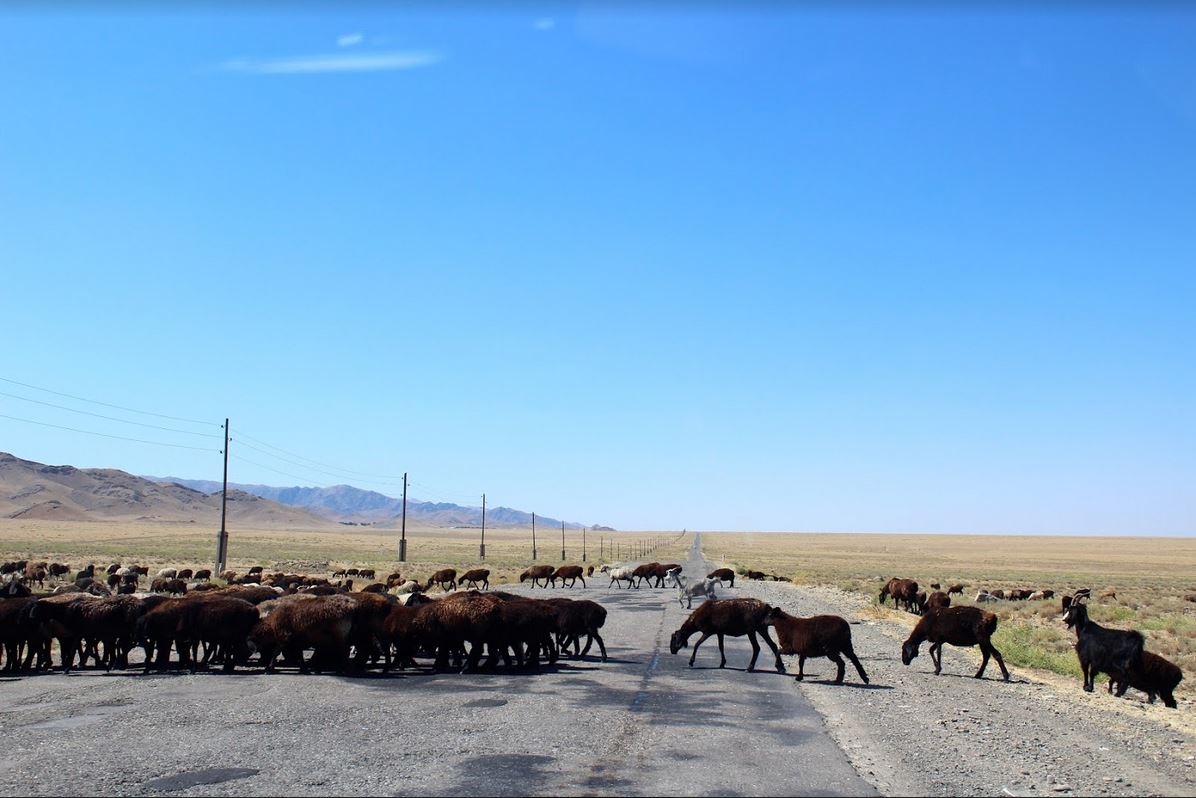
[689, 632, 712, 667]
[751, 625, 785, 673]
[984, 640, 1009, 681]
[796, 655, 806, 681]
[930, 642, 943, 674]
[746, 630, 762, 672]
[717, 634, 727, 668]
[593, 631, 607, 662]
[828, 652, 846, 684]
[845, 647, 869, 684]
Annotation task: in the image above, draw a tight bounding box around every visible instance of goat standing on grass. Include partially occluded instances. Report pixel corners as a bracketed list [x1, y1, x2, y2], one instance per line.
[1062, 593, 1143, 694]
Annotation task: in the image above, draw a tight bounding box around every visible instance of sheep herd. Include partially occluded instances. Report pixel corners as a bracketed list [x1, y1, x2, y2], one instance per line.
[665, 572, 1184, 710]
[0, 558, 1186, 711]
[0, 560, 610, 677]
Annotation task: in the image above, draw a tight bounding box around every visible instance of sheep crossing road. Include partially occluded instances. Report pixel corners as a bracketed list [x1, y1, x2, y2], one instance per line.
[0, 539, 873, 797]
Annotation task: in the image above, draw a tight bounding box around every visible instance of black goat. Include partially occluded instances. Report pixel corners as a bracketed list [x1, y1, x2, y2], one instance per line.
[1062, 594, 1143, 694]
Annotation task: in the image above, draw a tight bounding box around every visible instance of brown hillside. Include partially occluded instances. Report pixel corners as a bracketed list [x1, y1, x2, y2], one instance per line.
[0, 452, 328, 527]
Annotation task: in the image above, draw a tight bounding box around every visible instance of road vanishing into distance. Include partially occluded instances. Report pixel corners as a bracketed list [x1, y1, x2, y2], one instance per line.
[0, 534, 874, 797]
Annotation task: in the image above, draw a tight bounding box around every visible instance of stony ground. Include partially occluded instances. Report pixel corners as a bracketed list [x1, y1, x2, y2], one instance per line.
[731, 577, 1196, 797]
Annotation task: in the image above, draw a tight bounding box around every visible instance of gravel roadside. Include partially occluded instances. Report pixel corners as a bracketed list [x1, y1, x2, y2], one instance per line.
[729, 577, 1196, 797]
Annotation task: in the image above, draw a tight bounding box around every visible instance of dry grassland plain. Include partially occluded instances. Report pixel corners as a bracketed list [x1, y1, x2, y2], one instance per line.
[701, 531, 1196, 697]
[0, 519, 690, 588]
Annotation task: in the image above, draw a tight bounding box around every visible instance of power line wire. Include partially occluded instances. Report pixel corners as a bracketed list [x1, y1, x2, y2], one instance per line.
[0, 375, 215, 426]
[0, 390, 219, 438]
[228, 453, 346, 486]
[232, 437, 406, 486]
[0, 412, 219, 452]
[234, 429, 406, 480]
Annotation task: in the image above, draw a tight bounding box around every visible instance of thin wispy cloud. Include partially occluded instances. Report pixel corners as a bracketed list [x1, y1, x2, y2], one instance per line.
[534, 18, 556, 31]
[337, 33, 364, 48]
[219, 51, 442, 75]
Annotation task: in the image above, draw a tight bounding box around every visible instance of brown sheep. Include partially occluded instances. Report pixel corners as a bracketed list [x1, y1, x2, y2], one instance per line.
[1100, 589, 1117, 602]
[409, 591, 504, 671]
[194, 569, 212, 582]
[425, 569, 458, 592]
[492, 598, 560, 669]
[541, 597, 608, 662]
[551, 566, 585, 588]
[765, 607, 868, 685]
[219, 585, 283, 605]
[653, 563, 682, 588]
[744, 570, 767, 581]
[1107, 650, 1183, 709]
[219, 570, 237, 583]
[927, 591, 951, 610]
[669, 598, 783, 672]
[250, 594, 358, 674]
[174, 595, 259, 672]
[460, 569, 491, 590]
[631, 562, 660, 588]
[135, 597, 192, 671]
[345, 591, 395, 669]
[176, 569, 194, 580]
[24, 563, 47, 589]
[902, 606, 1009, 680]
[1, 596, 40, 671]
[879, 578, 919, 611]
[519, 565, 554, 589]
[929, 582, 941, 590]
[707, 568, 736, 587]
[946, 583, 964, 595]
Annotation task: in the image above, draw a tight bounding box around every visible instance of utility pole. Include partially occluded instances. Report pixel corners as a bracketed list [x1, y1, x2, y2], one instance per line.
[480, 493, 486, 560]
[582, 527, 587, 562]
[561, 520, 566, 562]
[531, 512, 537, 560]
[398, 472, 408, 562]
[214, 418, 230, 574]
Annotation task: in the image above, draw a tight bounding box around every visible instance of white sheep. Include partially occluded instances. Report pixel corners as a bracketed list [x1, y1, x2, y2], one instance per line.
[604, 566, 637, 589]
[392, 580, 421, 595]
[975, 591, 997, 603]
[157, 568, 177, 578]
[677, 575, 719, 609]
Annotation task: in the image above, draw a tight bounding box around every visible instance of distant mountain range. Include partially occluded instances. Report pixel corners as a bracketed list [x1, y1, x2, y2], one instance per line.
[0, 452, 608, 530]
[145, 477, 601, 529]
[0, 452, 327, 526]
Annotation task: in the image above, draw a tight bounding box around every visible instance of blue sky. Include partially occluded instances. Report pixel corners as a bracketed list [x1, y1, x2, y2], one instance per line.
[1, 5, 1193, 534]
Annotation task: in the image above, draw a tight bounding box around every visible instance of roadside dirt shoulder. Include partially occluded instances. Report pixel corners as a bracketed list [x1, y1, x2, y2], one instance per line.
[733, 579, 1196, 797]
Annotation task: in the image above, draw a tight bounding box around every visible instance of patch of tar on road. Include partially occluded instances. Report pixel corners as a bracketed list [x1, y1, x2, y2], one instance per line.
[143, 767, 260, 792]
[27, 703, 129, 731]
[451, 754, 555, 796]
[462, 697, 508, 708]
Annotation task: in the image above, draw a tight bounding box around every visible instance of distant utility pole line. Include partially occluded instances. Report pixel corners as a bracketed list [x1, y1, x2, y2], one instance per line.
[561, 520, 566, 562]
[214, 418, 230, 574]
[480, 493, 486, 560]
[398, 472, 408, 562]
[582, 527, 587, 562]
[531, 512, 537, 560]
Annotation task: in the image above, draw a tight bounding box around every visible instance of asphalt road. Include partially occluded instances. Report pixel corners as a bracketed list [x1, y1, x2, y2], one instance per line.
[0, 534, 873, 797]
